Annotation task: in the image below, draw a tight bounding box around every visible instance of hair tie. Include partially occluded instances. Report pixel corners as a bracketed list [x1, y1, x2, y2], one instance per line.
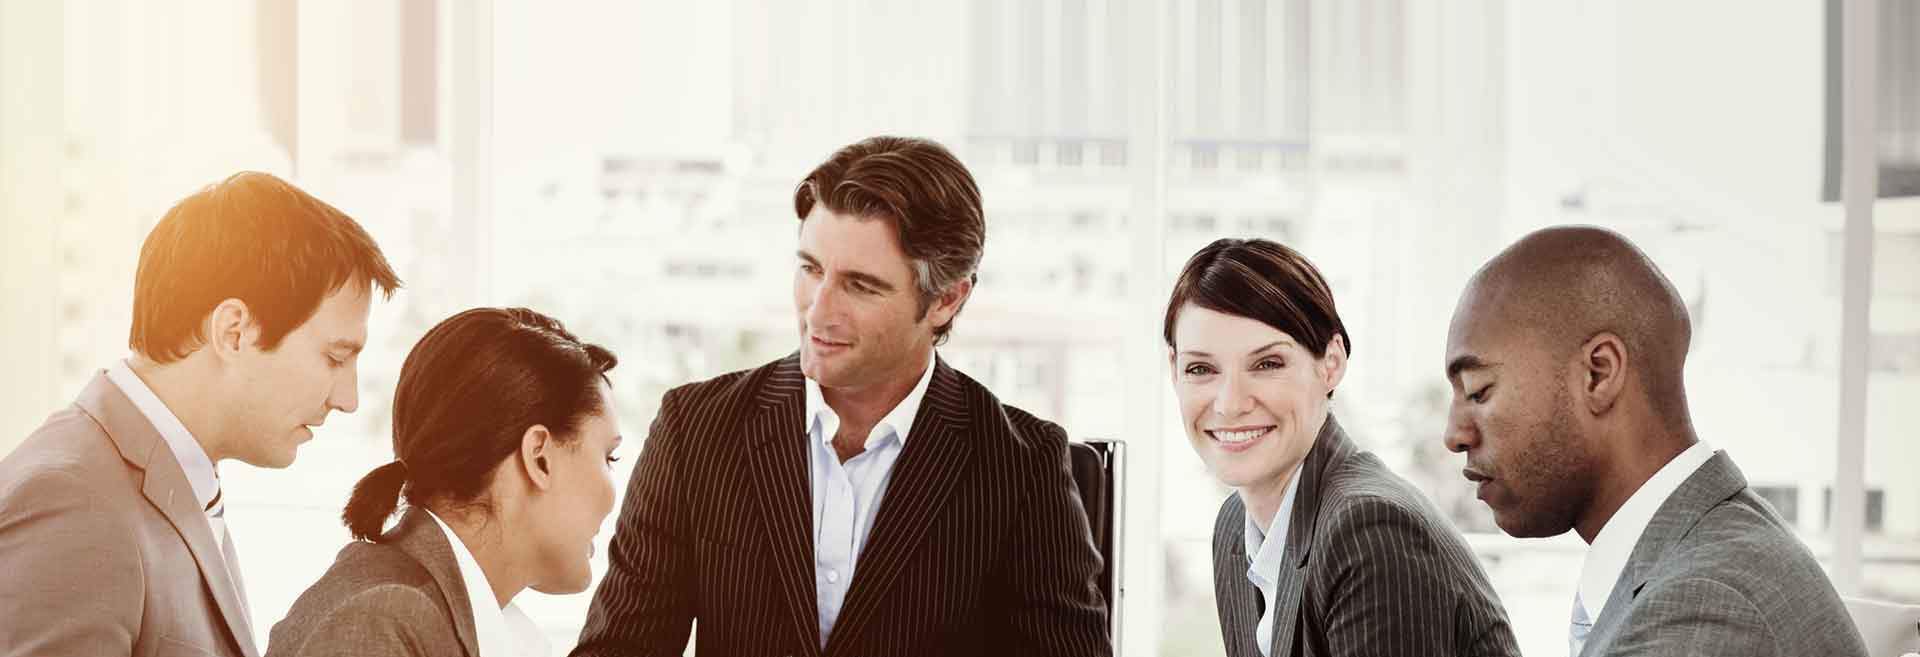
[390, 458, 409, 476]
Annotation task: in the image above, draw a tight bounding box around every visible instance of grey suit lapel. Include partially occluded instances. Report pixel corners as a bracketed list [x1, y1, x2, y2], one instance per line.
[1214, 497, 1262, 657]
[82, 373, 262, 657]
[386, 508, 483, 657]
[1269, 415, 1357, 656]
[1211, 415, 1356, 657]
[1581, 450, 1747, 655]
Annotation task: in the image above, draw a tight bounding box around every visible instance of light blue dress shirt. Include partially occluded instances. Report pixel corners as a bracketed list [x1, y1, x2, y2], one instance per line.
[1244, 463, 1304, 657]
[804, 349, 937, 648]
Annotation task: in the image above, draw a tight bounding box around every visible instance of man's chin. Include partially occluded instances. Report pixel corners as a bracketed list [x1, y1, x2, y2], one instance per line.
[240, 446, 301, 470]
[800, 354, 852, 385]
[1491, 510, 1569, 539]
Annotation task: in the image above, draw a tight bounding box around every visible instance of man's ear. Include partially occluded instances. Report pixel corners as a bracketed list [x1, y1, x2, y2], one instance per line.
[206, 298, 259, 363]
[1578, 332, 1628, 416]
[924, 276, 974, 331]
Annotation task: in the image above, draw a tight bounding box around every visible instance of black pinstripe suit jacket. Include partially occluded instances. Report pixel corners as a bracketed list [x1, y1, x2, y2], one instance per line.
[574, 353, 1109, 657]
[1211, 416, 1520, 657]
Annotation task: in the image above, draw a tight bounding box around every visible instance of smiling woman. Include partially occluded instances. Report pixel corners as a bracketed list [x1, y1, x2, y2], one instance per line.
[1163, 238, 1521, 657]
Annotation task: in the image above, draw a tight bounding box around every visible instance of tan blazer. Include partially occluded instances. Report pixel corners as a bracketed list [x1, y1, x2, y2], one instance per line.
[0, 372, 259, 657]
[265, 508, 478, 657]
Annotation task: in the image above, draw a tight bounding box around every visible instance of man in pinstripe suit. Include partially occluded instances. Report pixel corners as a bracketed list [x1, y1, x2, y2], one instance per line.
[574, 136, 1110, 657]
[1443, 226, 1867, 657]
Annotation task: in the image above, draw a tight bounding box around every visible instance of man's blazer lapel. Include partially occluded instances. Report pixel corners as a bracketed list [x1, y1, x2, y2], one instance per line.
[81, 374, 262, 657]
[1580, 450, 1748, 656]
[825, 357, 977, 653]
[744, 354, 825, 655]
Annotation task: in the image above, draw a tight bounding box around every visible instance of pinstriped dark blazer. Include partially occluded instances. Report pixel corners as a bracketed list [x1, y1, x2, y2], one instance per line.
[573, 353, 1109, 657]
[1212, 416, 1519, 657]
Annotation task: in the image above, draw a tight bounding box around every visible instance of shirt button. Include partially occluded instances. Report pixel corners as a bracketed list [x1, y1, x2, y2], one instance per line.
[826, 569, 840, 584]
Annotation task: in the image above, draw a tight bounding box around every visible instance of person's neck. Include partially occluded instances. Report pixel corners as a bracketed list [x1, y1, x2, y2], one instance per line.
[1241, 470, 1300, 537]
[1241, 412, 1325, 535]
[820, 350, 932, 439]
[127, 355, 231, 463]
[1573, 418, 1699, 543]
[435, 506, 524, 609]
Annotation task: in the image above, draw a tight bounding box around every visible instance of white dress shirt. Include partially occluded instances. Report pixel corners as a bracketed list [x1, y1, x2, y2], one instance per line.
[106, 360, 220, 514]
[804, 349, 937, 647]
[1569, 440, 1717, 656]
[424, 510, 550, 657]
[106, 358, 255, 633]
[1243, 463, 1304, 657]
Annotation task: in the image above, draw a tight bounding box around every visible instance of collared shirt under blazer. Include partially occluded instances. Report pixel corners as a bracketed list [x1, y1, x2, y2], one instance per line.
[0, 371, 260, 657]
[1211, 415, 1520, 657]
[268, 507, 498, 657]
[1572, 450, 1870, 657]
[574, 353, 1110, 657]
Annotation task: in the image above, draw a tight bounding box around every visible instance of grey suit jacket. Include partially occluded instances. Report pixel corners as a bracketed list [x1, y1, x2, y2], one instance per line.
[265, 508, 479, 657]
[1578, 451, 1870, 657]
[0, 372, 259, 657]
[1212, 416, 1519, 657]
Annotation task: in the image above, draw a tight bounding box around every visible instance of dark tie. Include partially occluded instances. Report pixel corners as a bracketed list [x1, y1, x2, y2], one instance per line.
[204, 483, 253, 630]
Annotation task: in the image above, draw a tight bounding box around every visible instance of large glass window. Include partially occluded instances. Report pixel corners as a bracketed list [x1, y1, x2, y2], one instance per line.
[2, 1, 1915, 655]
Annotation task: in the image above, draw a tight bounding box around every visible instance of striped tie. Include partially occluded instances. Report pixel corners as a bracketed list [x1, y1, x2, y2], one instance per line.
[204, 482, 254, 631]
[205, 486, 227, 552]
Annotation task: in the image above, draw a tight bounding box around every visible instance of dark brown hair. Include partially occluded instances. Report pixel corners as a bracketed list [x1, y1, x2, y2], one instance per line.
[1164, 238, 1352, 394]
[793, 136, 984, 345]
[342, 307, 618, 541]
[129, 171, 401, 362]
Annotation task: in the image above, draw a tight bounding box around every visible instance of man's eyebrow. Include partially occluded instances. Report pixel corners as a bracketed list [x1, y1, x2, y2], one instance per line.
[1446, 354, 1492, 381]
[842, 270, 897, 293]
[796, 250, 898, 293]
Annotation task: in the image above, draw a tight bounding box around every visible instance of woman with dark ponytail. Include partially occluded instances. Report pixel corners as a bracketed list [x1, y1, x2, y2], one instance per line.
[267, 308, 623, 657]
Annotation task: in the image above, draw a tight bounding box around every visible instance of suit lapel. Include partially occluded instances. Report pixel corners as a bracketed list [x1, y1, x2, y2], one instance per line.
[1581, 451, 1748, 655]
[744, 354, 825, 655]
[1214, 498, 1262, 657]
[1267, 415, 1357, 657]
[387, 509, 482, 657]
[824, 357, 976, 654]
[82, 373, 262, 657]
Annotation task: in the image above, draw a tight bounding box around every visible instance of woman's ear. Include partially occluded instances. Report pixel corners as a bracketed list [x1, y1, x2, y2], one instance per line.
[518, 424, 555, 491]
[1319, 334, 1349, 397]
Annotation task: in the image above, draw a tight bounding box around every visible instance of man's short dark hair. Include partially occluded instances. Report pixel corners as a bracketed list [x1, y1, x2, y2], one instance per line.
[794, 136, 984, 345]
[129, 171, 402, 362]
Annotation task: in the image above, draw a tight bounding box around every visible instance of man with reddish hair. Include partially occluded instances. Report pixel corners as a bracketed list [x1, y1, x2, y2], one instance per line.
[0, 172, 401, 657]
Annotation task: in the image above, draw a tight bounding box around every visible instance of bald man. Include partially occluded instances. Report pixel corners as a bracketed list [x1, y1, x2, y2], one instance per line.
[1440, 226, 1867, 657]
